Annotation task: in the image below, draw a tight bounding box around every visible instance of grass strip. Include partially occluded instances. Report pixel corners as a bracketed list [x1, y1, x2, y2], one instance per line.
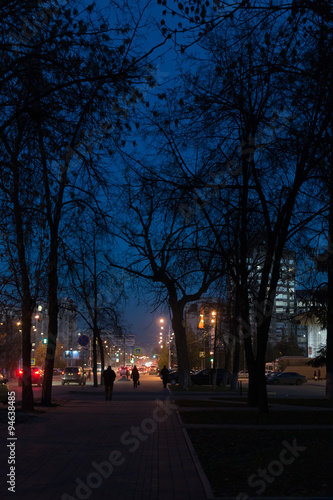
[209, 397, 333, 408]
[169, 384, 240, 392]
[176, 399, 247, 408]
[177, 397, 333, 409]
[180, 409, 333, 425]
[187, 428, 333, 497]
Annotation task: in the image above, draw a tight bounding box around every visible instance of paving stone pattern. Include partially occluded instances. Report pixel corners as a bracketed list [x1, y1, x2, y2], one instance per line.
[0, 383, 207, 500]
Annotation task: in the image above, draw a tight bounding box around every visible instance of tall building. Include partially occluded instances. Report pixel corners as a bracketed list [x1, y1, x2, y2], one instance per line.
[269, 253, 298, 345]
[185, 250, 302, 360]
[295, 291, 327, 358]
[31, 298, 78, 358]
[247, 249, 299, 349]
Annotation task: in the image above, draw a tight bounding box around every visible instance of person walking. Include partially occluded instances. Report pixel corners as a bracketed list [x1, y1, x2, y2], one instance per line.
[131, 365, 140, 388]
[102, 365, 116, 400]
[160, 365, 169, 389]
[317, 368, 321, 381]
[314, 370, 317, 380]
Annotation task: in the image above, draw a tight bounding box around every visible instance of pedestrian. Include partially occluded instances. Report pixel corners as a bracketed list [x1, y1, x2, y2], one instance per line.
[102, 365, 116, 400]
[131, 365, 140, 388]
[317, 368, 321, 381]
[160, 365, 169, 389]
[314, 370, 317, 380]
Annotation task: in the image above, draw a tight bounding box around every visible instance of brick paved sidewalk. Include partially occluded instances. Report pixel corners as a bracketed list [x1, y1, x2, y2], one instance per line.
[1, 394, 208, 500]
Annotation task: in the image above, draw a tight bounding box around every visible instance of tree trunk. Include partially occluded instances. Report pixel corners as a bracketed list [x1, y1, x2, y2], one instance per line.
[41, 238, 58, 406]
[256, 323, 269, 413]
[21, 306, 34, 411]
[239, 289, 257, 406]
[223, 338, 232, 388]
[230, 292, 241, 391]
[231, 335, 240, 391]
[97, 331, 104, 385]
[12, 156, 35, 411]
[93, 328, 98, 387]
[171, 304, 191, 389]
[326, 158, 333, 399]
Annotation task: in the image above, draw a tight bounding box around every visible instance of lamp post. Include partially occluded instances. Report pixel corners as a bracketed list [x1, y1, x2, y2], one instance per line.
[211, 310, 217, 370]
[159, 318, 173, 370]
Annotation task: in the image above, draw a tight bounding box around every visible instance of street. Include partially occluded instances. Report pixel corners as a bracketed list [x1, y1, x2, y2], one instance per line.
[8, 373, 168, 404]
[7, 373, 327, 404]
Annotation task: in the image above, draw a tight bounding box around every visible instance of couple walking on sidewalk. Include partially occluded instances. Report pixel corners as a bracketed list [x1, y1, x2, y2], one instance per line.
[103, 365, 140, 400]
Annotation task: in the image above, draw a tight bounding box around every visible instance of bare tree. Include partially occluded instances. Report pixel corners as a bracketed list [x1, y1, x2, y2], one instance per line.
[140, 8, 329, 411]
[0, 0, 169, 408]
[108, 169, 222, 388]
[163, 0, 333, 404]
[63, 220, 125, 387]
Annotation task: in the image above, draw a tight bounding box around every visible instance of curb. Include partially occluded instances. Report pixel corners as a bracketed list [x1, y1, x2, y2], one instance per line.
[175, 407, 214, 500]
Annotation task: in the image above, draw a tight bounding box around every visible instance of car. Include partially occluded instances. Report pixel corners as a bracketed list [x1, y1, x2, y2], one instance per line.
[61, 366, 86, 385]
[149, 366, 159, 375]
[159, 369, 199, 385]
[165, 370, 179, 385]
[238, 370, 249, 378]
[191, 368, 231, 386]
[53, 368, 62, 376]
[17, 366, 43, 386]
[266, 371, 307, 385]
[0, 375, 9, 404]
[118, 366, 131, 377]
[118, 366, 130, 376]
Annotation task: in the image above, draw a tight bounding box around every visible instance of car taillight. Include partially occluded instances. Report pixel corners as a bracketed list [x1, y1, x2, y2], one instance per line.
[19, 370, 23, 375]
[34, 370, 40, 375]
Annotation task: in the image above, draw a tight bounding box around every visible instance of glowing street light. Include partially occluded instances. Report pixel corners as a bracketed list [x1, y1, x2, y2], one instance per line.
[159, 317, 173, 369]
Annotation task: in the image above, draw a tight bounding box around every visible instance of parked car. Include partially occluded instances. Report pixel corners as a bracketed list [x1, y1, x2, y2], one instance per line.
[163, 370, 179, 385]
[0, 375, 9, 404]
[266, 371, 307, 385]
[17, 366, 43, 386]
[160, 370, 198, 385]
[191, 368, 231, 386]
[61, 366, 86, 385]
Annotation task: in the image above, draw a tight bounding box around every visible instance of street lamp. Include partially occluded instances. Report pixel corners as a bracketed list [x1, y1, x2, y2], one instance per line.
[211, 311, 217, 369]
[159, 318, 173, 369]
